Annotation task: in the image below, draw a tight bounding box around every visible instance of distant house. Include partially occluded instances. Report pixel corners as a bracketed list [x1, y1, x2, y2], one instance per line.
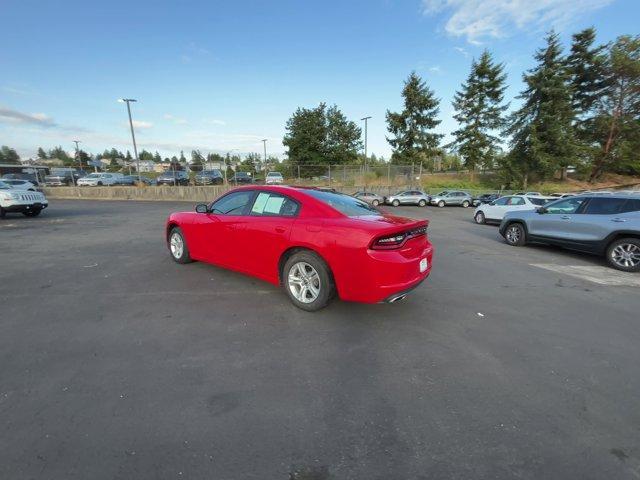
[138, 160, 156, 173]
[155, 162, 171, 173]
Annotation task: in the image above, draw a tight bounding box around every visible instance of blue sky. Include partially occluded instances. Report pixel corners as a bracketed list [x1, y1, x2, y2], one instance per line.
[1, 0, 637, 161]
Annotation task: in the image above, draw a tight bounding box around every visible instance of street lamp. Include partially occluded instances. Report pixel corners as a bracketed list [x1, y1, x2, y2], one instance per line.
[72, 140, 81, 186]
[361, 116, 371, 192]
[261, 139, 267, 171]
[118, 98, 141, 183]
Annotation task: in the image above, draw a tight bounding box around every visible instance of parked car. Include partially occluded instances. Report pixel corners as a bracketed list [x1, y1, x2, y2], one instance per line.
[473, 193, 500, 206]
[113, 175, 136, 186]
[157, 170, 190, 186]
[229, 171, 253, 184]
[195, 170, 224, 185]
[44, 168, 86, 186]
[474, 195, 552, 224]
[166, 186, 434, 310]
[548, 192, 576, 198]
[430, 191, 473, 208]
[2, 173, 40, 185]
[0, 181, 48, 218]
[500, 193, 640, 272]
[265, 172, 284, 185]
[1, 179, 39, 191]
[353, 191, 385, 206]
[77, 172, 123, 186]
[385, 190, 431, 207]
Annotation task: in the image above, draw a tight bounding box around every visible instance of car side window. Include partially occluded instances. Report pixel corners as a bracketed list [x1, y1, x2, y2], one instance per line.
[620, 199, 640, 213]
[493, 197, 510, 206]
[584, 197, 629, 215]
[546, 197, 587, 214]
[508, 197, 525, 206]
[211, 191, 254, 215]
[250, 192, 299, 217]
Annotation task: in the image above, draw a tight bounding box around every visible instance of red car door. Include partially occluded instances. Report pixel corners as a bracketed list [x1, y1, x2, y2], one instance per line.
[233, 191, 300, 282]
[190, 190, 256, 267]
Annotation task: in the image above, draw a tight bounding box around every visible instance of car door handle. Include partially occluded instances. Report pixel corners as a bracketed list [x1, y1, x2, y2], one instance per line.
[275, 226, 286, 233]
[561, 215, 571, 220]
[611, 218, 627, 223]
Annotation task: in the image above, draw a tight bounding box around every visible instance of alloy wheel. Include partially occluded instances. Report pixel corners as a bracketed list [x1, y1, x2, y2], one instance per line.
[287, 262, 321, 304]
[611, 243, 640, 269]
[170, 232, 184, 259]
[506, 225, 521, 244]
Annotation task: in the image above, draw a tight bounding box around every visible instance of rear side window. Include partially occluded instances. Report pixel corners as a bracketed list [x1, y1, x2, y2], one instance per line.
[304, 189, 380, 217]
[620, 199, 640, 213]
[493, 197, 510, 206]
[508, 197, 525, 206]
[250, 192, 299, 217]
[583, 197, 629, 215]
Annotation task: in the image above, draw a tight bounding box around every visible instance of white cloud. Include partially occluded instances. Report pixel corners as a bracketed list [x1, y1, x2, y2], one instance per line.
[454, 46, 469, 57]
[203, 118, 227, 126]
[422, 0, 614, 44]
[163, 114, 187, 125]
[429, 65, 443, 74]
[0, 106, 56, 127]
[130, 120, 153, 129]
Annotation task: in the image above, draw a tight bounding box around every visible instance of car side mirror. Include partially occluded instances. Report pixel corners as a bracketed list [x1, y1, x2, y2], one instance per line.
[536, 206, 547, 214]
[195, 203, 209, 213]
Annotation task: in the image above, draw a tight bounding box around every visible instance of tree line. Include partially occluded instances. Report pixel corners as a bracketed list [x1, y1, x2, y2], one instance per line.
[282, 28, 639, 187]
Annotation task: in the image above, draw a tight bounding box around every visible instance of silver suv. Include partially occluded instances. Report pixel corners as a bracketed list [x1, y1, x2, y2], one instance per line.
[500, 193, 640, 272]
[385, 190, 431, 207]
[430, 191, 473, 208]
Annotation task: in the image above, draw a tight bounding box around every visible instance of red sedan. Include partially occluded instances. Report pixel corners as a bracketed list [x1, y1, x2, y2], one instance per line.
[165, 186, 434, 311]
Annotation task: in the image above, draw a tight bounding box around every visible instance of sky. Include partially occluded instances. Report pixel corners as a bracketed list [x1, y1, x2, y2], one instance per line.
[1, 0, 638, 161]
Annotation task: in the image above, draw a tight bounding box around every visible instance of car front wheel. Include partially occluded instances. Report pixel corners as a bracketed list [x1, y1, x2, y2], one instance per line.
[474, 211, 485, 224]
[504, 222, 526, 246]
[283, 251, 334, 311]
[606, 238, 640, 272]
[392, 200, 400, 207]
[462, 200, 470, 208]
[437, 200, 445, 208]
[168, 227, 192, 263]
[372, 199, 379, 206]
[418, 199, 427, 207]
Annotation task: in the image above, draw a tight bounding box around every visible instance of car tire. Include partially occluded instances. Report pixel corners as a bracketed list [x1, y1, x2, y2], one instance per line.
[504, 222, 526, 246]
[283, 250, 334, 312]
[97, 181, 103, 186]
[23, 209, 41, 217]
[437, 200, 445, 208]
[606, 237, 640, 272]
[418, 199, 427, 207]
[462, 200, 470, 208]
[168, 227, 192, 264]
[392, 200, 400, 207]
[474, 211, 486, 224]
[372, 199, 380, 206]
[0, 207, 6, 218]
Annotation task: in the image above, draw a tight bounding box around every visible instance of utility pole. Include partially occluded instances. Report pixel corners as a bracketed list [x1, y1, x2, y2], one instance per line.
[361, 116, 371, 192]
[262, 139, 267, 172]
[118, 98, 141, 183]
[72, 140, 81, 185]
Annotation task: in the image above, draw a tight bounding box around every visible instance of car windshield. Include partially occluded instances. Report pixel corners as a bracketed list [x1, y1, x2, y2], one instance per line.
[304, 189, 380, 217]
[200, 170, 220, 176]
[436, 191, 449, 196]
[162, 171, 180, 177]
[0, 181, 11, 189]
[267, 172, 282, 177]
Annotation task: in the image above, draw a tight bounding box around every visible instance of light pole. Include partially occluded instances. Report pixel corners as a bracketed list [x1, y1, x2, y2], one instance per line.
[72, 140, 81, 185]
[361, 116, 371, 191]
[118, 98, 141, 183]
[261, 139, 267, 172]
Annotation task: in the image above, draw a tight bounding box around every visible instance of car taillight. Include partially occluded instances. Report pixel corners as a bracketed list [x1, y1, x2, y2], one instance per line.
[370, 225, 428, 250]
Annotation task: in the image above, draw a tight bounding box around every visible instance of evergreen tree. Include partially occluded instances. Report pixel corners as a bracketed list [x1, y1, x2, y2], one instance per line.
[282, 103, 361, 167]
[386, 72, 443, 165]
[506, 31, 576, 187]
[449, 50, 508, 176]
[567, 28, 608, 117]
[153, 151, 162, 163]
[179, 150, 187, 163]
[0, 146, 20, 164]
[589, 35, 640, 180]
[190, 150, 204, 171]
[37, 147, 48, 160]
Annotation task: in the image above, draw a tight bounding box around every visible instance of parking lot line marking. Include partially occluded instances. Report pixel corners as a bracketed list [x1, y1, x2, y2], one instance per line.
[530, 263, 640, 287]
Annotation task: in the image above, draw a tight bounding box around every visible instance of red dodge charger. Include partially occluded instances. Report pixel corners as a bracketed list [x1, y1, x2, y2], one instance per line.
[165, 186, 434, 311]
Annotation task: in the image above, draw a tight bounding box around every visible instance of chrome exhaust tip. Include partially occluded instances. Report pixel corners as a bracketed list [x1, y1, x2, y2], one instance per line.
[388, 294, 407, 303]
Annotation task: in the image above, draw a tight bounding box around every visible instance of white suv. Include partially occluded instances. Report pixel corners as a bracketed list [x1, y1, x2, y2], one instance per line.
[474, 195, 551, 224]
[265, 172, 284, 184]
[0, 180, 48, 217]
[77, 172, 123, 186]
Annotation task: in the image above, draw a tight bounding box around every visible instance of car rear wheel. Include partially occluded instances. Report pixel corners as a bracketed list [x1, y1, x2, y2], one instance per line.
[168, 227, 192, 264]
[504, 222, 526, 246]
[23, 209, 41, 217]
[462, 200, 470, 208]
[437, 200, 445, 208]
[372, 199, 380, 206]
[474, 211, 486, 224]
[283, 251, 334, 311]
[392, 200, 400, 207]
[418, 199, 427, 207]
[606, 238, 640, 272]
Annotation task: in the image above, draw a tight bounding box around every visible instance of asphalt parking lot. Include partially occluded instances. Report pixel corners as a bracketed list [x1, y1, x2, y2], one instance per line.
[1, 200, 639, 480]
